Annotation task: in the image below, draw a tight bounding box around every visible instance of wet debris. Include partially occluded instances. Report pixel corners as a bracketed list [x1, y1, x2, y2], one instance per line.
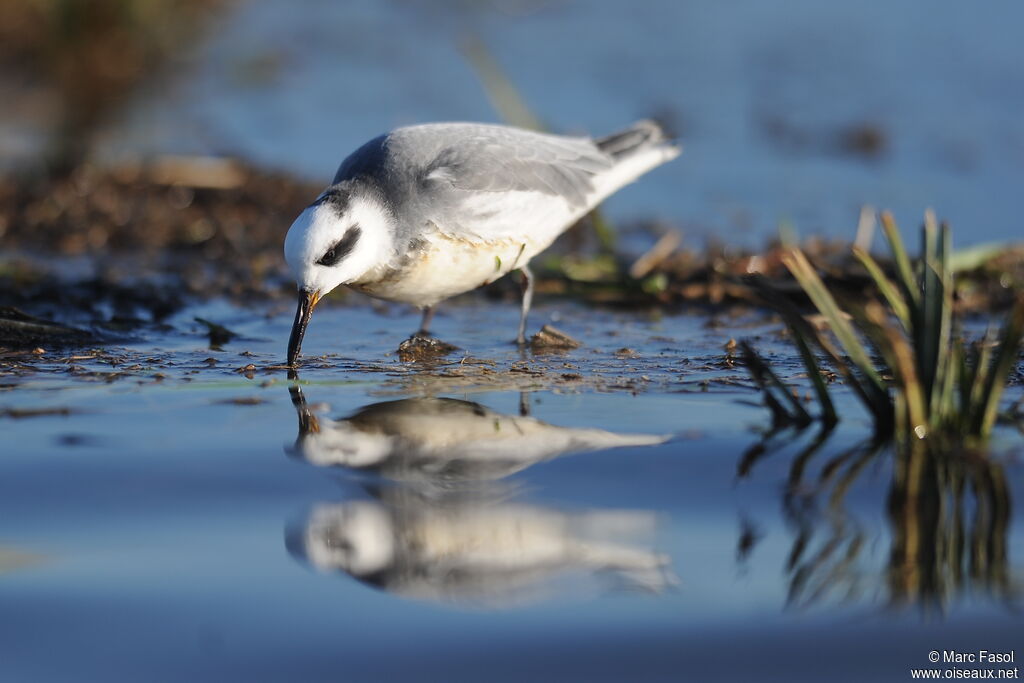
[55, 433, 104, 447]
[837, 122, 887, 159]
[0, 307, 96, 349]
[214, 396, 265, 406]
[0, 162, 319, 302]
[529, 325, 582, 352]
[0, 260, 187, 326]
[194, 317, 237, 350]
[397, 336, 459, 363]
[1, 406, 75, 419]
[508, 361, 545, 376]
[757, 113, 887, 161]
[235, 363, 257, 379]
[629, 231, 682, 279]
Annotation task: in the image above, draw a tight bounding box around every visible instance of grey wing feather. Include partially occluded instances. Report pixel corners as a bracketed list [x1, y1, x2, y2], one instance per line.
[414, 126, 614, 209]
[332, 124, 618, 245]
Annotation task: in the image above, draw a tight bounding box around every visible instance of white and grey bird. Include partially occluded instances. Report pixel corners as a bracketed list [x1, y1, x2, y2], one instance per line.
[284, 120, 680, 364]
[287, 387, 669, 482]
[288, 496, 676, 607]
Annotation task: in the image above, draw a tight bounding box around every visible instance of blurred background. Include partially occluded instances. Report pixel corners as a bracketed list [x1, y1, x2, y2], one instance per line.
[2, 0, 1022, 246]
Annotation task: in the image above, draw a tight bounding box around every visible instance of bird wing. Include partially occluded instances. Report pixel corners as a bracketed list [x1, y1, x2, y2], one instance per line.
[420, 126, 611, 204]
[395, 124, 614, 243]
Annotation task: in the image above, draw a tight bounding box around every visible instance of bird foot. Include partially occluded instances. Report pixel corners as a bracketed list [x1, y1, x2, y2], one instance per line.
[397, 334, 459, 362]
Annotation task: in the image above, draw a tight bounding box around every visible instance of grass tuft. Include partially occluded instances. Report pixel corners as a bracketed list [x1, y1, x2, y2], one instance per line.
[746, 210, 1024, 449]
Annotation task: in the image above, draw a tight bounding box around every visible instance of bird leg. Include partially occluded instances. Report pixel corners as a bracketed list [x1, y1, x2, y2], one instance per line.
[416, 306, 435, 338]
[519, 391, 531, 417]
[516, 264, 534, 345]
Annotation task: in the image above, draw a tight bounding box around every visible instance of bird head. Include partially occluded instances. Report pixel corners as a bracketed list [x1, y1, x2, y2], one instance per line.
[283, 184, 392, 364]
[290, 502, 396, 577]
[290, 419, 395, 469]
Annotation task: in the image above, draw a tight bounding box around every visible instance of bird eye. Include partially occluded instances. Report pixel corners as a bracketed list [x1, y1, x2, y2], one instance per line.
[316, 226, 362, 267]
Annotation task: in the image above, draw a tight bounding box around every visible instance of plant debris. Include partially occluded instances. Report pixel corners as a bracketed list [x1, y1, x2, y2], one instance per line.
[2, 405, 75, 419]
[194, 317, 237, 350]
[0, 162, 319, 303]
[0, 307, 96, 349]
[397, 336, 460, 363]
[214, 397, 265, 406]
[530, 325, 582, 352]
[743, 210, 1024, 449]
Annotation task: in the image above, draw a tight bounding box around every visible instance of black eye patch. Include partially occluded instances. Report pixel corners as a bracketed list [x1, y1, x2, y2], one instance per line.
[317, 226, 361, 267]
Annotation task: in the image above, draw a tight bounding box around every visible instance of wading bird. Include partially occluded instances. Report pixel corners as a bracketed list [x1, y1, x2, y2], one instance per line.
[284, 120, 680, 364]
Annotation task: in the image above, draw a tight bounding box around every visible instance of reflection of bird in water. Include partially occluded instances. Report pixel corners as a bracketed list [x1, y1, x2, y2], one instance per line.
[288, 386, 669, 482]
[287, 489, 675, 607]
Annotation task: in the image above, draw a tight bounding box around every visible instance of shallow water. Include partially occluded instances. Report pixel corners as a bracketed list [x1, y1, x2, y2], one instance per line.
[2, 301, 1022, 682]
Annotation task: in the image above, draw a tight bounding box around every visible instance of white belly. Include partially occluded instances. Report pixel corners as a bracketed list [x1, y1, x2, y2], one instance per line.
[350, 234, 542, 307]
[348, 187, 601, 307]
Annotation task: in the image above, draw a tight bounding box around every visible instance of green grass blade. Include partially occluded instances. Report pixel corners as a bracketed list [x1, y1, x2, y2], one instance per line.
[750, 277, 874, 409]
[919, 212, 941, 402]
[861, 302, 929, 437]
[852, 246, 911, 328]
[959, 338, 981, 418]
[781, 249, 889, 401]
[461, 35, 618, 254]
[939, 340, 962, 433]
[747, 276, 850, 426]
[968, 332, 996, 431]
[740, 340, 813, 426]
[978, 296, 1024, 436]
[893, 391, 908, 442]
[588, 210, 619, 254]
[950, 242, 1019, 273]
[461, 35, 545, 131]
[789, 324, 839, 427]
[930, 222, 954, 424]
[880, 211, 920, 307]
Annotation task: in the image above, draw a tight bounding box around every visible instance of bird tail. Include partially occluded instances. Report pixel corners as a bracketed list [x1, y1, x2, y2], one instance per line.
[596, 119, 680, 160]
[586, 120, 680, 203]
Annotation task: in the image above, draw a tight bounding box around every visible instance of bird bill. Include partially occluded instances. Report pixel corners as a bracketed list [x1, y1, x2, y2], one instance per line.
[287, 289, 321, 366]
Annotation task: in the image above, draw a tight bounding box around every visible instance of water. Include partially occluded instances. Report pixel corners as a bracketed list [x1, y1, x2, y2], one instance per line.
[97, 0, 1024, 246]
[2, 301, 1021, 681]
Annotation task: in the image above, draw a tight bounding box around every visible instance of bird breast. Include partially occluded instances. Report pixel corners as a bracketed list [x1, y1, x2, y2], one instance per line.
[350, 233, 537, 307]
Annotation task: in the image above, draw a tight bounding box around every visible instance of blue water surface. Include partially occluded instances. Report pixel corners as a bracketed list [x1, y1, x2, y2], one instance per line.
[1, 302, 1021, 682]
